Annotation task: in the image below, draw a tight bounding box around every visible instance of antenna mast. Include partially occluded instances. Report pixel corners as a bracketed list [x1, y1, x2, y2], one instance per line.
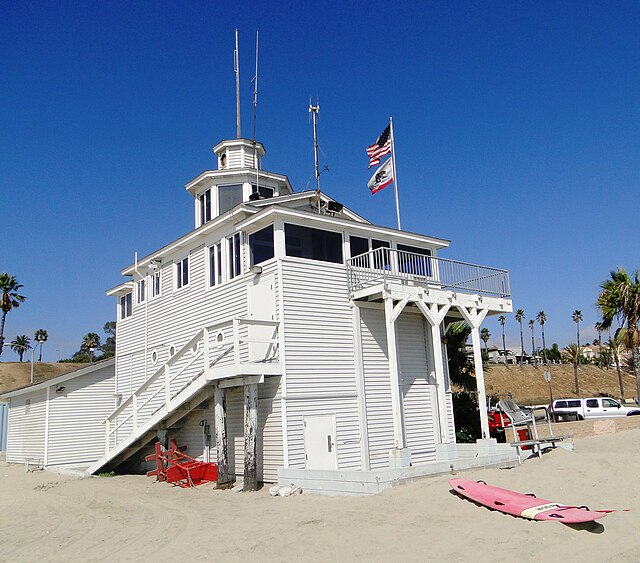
[234, 29, 241, 138]
[309, 102, 320, 199]
[252, 31, 259, 142]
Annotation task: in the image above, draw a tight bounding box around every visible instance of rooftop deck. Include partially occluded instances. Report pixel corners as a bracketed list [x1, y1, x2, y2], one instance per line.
[346, 248, 511, 300]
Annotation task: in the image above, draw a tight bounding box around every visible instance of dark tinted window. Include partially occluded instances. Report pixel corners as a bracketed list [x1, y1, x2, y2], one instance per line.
[219, 184, 243, 214]
[397, 244, 432, 276]
[371, 239, 390, 269]
[586, 399, 598, 408]
[252, 185, 274, 198]
[350, 236, 369, 258]
[567, 400, 581, 407]
[249, 225, 275, 265]
[555, 401, 567, 408]
[285, 224, 343, 264]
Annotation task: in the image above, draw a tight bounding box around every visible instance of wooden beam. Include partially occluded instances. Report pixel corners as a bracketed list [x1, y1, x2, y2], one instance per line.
[243, 382, 258, 491]
[214, 382, 229, 484]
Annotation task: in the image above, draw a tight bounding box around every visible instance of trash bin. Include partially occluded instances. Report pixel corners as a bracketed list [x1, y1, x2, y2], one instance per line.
[517, 428, 531, 450]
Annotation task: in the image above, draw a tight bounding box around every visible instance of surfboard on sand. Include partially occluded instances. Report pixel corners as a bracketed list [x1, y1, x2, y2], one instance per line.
[449, 478, 614, 523]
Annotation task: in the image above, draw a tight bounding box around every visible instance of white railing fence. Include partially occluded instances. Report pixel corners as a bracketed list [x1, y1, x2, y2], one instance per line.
[105, 317, 280, 454]
[346, 248, 510, 298]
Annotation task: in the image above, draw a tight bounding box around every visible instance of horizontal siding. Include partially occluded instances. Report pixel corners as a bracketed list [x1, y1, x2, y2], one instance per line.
[6, 391, 47, 464]
[281, 259, 361, 470]
[360, 307, 395, 469]
[398, 314, 437, 464]
[47, 365, 116, 466]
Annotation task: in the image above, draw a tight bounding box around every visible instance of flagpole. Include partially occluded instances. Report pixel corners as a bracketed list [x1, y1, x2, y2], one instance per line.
[389, 116, 401, 230]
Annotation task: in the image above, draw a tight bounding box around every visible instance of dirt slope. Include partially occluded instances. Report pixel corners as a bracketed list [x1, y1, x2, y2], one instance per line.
[0, 362, 86, 394]
[483, 363, 637, 405]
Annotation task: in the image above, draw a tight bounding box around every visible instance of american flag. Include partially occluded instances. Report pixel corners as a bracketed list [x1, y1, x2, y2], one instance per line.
[366, 124, 392, 168]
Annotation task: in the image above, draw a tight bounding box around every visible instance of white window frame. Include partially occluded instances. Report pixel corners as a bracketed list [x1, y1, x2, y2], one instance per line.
[151, 270, 161, 298]
[208, 242, 222, 288]
[120, 292, 133, 319]
[227, 232, 242, 280]
[137, 278, 146, 304]
[176, 256, 189, 290]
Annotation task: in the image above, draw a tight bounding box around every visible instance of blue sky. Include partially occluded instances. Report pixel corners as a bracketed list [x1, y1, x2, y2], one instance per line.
[2, 1, 639, 360]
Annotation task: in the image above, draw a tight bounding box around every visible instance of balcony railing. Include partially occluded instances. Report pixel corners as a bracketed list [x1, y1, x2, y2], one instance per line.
[346, 248, 510, 298]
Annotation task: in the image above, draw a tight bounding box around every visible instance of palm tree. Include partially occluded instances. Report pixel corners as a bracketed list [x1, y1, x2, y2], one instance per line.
[515, 309, 525, 366]
[0, 273, 27, 359]
[598, 268, 640, 403]
[480, 328, 490, 361]
[594, 321, 603, 369]
[34, 329, 48, 362]
[536, 311, 548, 365]
[572, 310, 583, 363]
[608, 336, 625, 401]
[498, 315, 508, 368]
[563, 343, 581, 397]
[10, 335, 31, 362]
[81, 332, 101, 362]
[528, 319, 536, 365]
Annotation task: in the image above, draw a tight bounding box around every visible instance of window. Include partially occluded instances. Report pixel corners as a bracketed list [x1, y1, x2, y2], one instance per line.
[25, 398, 31, 414]
[218, 184, 243, 214]
[602, 398, 620, 408]
[251, 184, 274, 199]
[586, 399, 598, 408]
[555, 401, 567, 408]
[227, 233, 242, 279]
[199, 188, 212, 225]
[120, 292, 132, 319]
[371, 239, 390, 270]
[249, 225, 274, 266]
[349, 236, 369, 259]
[137, 279, 146, 303]
[152, 270, 161, 297]
[567, 400, 581, 408]
[209, 243, 221, 287]
[176, 256, 189, 289]
[285, 223, 343, 264]
[397, 244, 432, 276]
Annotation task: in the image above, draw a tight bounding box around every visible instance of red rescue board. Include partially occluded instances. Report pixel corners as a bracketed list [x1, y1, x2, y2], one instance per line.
[449, 478, 614, 523]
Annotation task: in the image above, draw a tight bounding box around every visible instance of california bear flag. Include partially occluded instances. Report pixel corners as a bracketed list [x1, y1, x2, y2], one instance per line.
[367, 158, 394, 194]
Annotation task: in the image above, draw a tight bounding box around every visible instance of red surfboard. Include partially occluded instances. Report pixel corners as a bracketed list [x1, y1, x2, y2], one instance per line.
[449, 478, 614, 523]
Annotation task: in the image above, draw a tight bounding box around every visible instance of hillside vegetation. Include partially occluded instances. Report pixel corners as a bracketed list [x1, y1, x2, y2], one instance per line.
[0, 362, 85, 394]
[483, 364, 637, 405]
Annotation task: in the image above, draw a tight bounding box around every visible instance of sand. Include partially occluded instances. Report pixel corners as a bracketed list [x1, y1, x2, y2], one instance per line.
[1, 431, 639, 562]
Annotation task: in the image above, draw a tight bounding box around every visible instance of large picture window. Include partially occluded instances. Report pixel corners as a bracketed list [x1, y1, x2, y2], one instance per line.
[349, 236, 369, 258]
[249, 225, 274, 266]
[397, 244, 432, 276]
[285, 223, 343, 264]
[218, 184, 243, 215]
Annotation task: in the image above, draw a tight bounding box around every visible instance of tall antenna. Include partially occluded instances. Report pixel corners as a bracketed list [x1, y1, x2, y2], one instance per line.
[234, 29, 241, 138]
[309, 101, 320, 199]
[252, 31, 259, 142]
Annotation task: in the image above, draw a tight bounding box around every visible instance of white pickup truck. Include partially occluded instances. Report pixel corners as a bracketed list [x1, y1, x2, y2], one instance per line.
[552, 397, 640, 420]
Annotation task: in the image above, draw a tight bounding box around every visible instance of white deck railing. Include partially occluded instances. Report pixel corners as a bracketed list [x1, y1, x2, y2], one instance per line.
[346, 248, 511, 298]
[104, 317, 280, 455]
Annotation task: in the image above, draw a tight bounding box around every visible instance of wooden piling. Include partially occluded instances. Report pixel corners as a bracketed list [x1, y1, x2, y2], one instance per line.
[214, 382, 229, 484]
[243, 383, 258, 491]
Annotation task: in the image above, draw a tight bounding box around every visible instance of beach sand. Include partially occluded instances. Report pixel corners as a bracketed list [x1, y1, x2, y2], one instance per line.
[1, 430, 639, 562]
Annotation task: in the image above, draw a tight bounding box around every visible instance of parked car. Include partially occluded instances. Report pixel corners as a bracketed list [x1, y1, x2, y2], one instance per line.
[551, 397, 640, 420]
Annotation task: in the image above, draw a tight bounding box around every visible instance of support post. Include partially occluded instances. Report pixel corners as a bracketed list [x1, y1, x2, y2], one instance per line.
[132, 394, 138, 433]
[384, 296, 405, 449]
[243, 382, 258, 491]
[214, 382, 229, 484]
[429, 323, 451, 443]
[470, 326, 490, 439]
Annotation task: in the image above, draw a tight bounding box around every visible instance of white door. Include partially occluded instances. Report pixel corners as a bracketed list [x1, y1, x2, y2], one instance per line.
[304, 415, 338, 470]
[246, 275, 276, 362]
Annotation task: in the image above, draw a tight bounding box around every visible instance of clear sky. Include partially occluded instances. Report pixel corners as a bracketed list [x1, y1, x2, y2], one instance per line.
[2, 1, 639, 361]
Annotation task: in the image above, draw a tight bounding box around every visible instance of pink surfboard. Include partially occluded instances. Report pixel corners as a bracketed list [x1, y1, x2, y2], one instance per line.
[449, 478, 614, 523]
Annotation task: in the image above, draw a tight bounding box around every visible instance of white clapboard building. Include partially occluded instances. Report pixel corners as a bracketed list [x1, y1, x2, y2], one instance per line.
[77, 136, 515, 493]
[2, 138, 516, 492]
